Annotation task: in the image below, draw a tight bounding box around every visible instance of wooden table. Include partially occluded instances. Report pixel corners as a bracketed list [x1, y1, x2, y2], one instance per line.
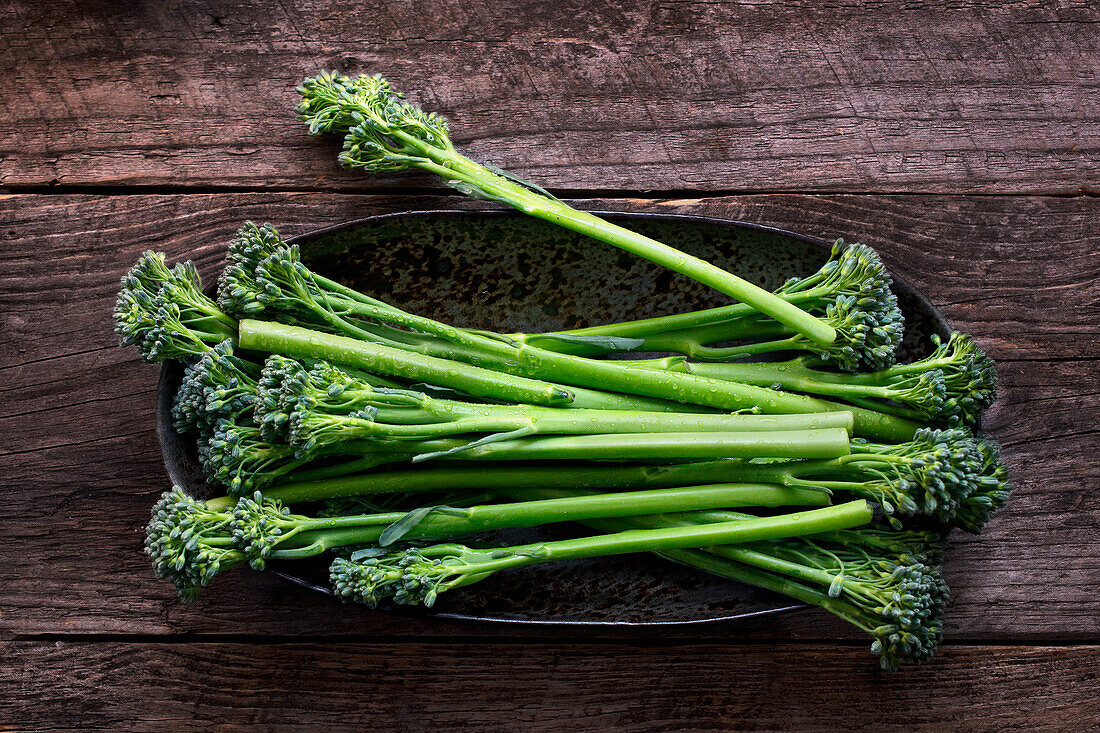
[3, 2, 1098, 729]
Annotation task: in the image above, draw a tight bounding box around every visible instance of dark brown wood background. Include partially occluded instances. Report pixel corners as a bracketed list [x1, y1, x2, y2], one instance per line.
[2, 1, 1098, 730]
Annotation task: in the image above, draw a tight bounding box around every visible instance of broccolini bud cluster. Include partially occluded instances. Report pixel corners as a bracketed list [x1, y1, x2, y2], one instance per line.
[865, 558, 949, 670]
[143, 487, 243, 601]
[844, 427, 983, 525]
[297, 71, 453, 174]
[114, 251, 237, 362]
[230, 491, 299, 569]
[809, 531, 948, 670]
[219, 225, 378, 342]
[256, 354, 316, 441]
[951, 436, 1012, 534]
[781, 243, 903, 372]
[218, 225, 299, 321]
[199, 418, 303, 496]
[172, 340, 259, 435]
[875, 369, 947, 420]
[330, 549, 451, 608]
[916, 332, 998, 426]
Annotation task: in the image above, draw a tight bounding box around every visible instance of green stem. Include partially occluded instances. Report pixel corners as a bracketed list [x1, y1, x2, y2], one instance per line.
[309, 402, 854, 443]
[523, 290, 828, 346]
[403, 152, 836, 347]
[426, 428, 850, 463]
[448, 500, 872, 574]
[239, 319, 574, 408]
[653, 546, 879, 632]
[688, 360, 887, 396]
[235, 458, 831, 508]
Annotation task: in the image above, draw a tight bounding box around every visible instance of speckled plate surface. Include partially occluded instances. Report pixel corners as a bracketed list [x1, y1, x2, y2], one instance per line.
[158, 209, 949, 626]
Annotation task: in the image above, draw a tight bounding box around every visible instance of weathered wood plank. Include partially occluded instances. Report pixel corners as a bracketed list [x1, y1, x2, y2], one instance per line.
[2, 192, 1097, 639]
[2, 1, 1098, 193]
[3, 642, 1098, 731]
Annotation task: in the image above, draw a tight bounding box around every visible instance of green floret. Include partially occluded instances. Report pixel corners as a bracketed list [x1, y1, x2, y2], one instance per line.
[795, 290, 901, 373]
[219, 236, 393, 344]
[257, 355, 394, 442]
[846, 367, 946, 419]
[172, 340, 260, 435]
[951, 436, 1012, 534]
[773, 243, 903, 372]
[330, 548, 473, 608]
[143, 487, 244, 601]
[229, 492, 302, 569]
[217, 223, 283, 319]
[114, 251, 237, 363]
[298, 71, 453, 164]
[298, 69, 454, 175]
[716, 427, 984, 527]
[897, 332, 998, 426]
[256, 354, 313, 441]
[199, 417, 308, 496]
[227, 220, 283, 269]
[838, 427, 983, 524]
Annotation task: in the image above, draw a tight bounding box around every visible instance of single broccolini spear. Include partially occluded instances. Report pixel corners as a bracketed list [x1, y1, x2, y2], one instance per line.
[295, 71, 838, 348]
[172, 340, 260, 436]
[645, 427, 1001, 530]
[146, 484, 832, 600]
[115, 247, 693, 416]
[490, 484, 949, 670]
[584, 510, 948, 672]
[663, 546, 946, 671]
[519, 241, 904, 373]
[258, 427, 1007, 533]
[329, 499, 874, 608]
[238, 440, 859, 507]
[681, 331, 997, 427]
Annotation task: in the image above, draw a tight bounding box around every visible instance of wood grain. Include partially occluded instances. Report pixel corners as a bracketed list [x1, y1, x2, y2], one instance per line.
[3, 642, 1098, 731]
[2, 0, 1098, 193]
[2, 192, 1097, 640]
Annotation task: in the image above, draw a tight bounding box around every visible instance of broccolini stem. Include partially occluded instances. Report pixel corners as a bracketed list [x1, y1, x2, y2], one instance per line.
[241, 453, 843, 508]
[288, 380, 856, 450]
[414, 428, 850, 463]
[481, 500, 872, 563]
[404, 153, 837, 348]
[238, 318, 574, 407]
[652, 546, 882, 631]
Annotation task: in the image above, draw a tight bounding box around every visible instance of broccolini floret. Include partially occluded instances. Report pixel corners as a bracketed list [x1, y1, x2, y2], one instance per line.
[114, 251, 237, 362]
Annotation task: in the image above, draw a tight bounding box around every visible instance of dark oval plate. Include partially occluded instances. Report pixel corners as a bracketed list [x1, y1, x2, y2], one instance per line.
[158, 209, 950, 626]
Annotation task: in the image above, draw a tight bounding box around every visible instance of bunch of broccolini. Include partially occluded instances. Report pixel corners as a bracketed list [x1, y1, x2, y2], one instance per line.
[113, 71, 1011, 671]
